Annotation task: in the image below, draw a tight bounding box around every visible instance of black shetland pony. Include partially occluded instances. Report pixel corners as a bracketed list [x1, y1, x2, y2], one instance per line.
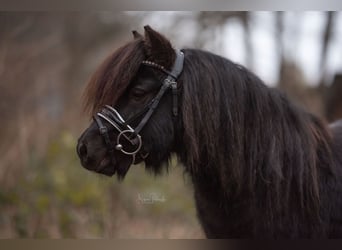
[77, 26, 342, 238]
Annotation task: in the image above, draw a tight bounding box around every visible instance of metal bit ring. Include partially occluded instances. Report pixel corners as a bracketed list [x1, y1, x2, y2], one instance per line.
[116, 130, 142, 155]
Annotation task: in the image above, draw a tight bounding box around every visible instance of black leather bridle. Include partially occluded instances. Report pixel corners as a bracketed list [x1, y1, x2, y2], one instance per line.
[93, 50, 184, 165]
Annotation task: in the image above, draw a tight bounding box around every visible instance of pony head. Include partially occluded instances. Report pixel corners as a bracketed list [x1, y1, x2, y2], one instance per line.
[77, 26, 181, 179]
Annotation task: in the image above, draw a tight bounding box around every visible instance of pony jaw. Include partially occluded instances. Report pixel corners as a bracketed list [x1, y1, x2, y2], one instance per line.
[80, 151, 133, 179]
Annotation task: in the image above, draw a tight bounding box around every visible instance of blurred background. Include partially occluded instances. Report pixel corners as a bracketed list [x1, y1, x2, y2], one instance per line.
[0, 11, 342, 238]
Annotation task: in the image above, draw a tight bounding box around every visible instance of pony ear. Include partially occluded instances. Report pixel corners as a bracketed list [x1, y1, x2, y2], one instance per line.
[132, 30, 143, 39]
[143, 25, 175, 68]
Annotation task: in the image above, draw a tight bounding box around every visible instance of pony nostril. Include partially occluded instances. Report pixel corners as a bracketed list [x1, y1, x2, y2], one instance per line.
[78, 143, 88, 159]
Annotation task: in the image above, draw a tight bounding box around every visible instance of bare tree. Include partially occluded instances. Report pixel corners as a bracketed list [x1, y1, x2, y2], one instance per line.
[319, 11, 335, 87]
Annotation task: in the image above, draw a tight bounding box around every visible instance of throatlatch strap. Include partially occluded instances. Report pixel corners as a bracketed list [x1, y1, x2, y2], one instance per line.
[167, 50, 184, 116]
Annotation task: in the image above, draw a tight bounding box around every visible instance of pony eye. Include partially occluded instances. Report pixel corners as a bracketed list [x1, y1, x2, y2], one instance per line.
[130, 88, 146, 99]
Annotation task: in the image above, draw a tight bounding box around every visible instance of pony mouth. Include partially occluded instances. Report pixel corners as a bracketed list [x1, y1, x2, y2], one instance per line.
[97, 157, 111, 171]
[81, 154, 133, 179]
[95, 157, 116, 176]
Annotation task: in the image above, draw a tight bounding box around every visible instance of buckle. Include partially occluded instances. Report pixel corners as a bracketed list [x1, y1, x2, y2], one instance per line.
[164, 78, 176, 88]
[99, 126, 108, 134]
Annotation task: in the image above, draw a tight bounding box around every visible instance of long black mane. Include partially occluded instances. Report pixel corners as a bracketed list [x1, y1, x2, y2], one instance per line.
[178, 49, 338, 237]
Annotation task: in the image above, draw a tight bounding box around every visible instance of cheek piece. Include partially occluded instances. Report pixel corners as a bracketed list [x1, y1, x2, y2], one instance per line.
[93, 50, 184, 165]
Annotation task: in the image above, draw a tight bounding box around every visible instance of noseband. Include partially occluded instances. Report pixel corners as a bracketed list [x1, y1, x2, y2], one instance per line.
[93, 50, 184, 165]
